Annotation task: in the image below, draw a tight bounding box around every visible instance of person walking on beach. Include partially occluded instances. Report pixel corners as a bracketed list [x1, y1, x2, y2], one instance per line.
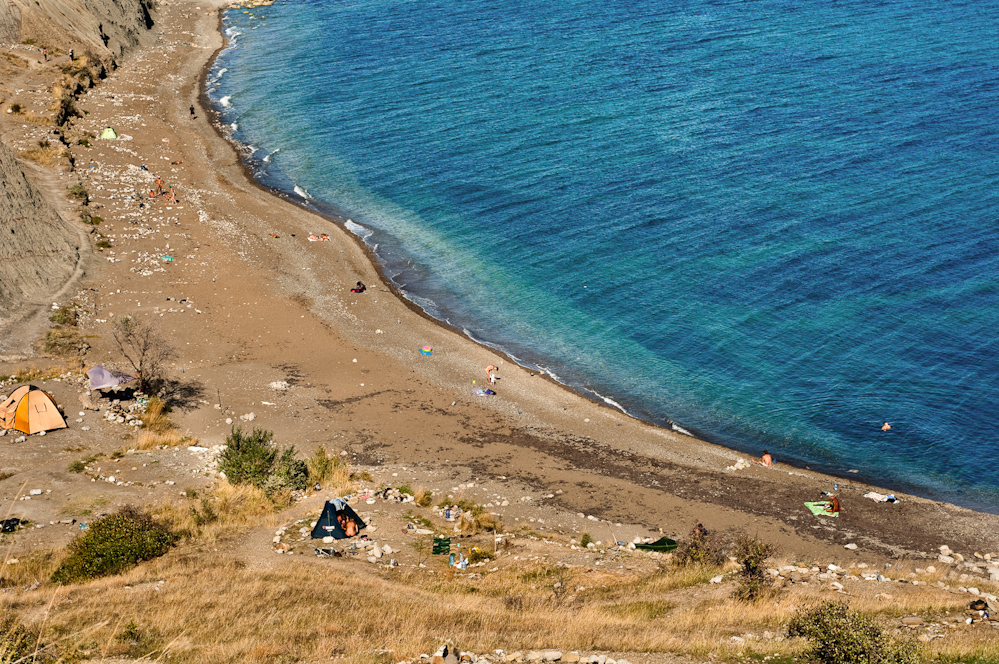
[42, 47, 47, 62]
[155, 176, 164, 196]
[190, 105, 196, 119]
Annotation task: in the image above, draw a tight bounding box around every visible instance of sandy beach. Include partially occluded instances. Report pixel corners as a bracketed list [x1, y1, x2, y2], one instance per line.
[3, 0, 999, 583]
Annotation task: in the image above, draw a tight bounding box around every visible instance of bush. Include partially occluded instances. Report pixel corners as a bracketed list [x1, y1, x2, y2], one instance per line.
[787, 602, 918, 664]
[51, 506, 178, 583]
[674, 524, 725, 567]
[306, 446, 337, 483]
[733, 535, 778, 601]
[220, 428, 309, 496]
[219, 427, 276, 488]
[49, 304, 77, 326]
[273, 446, 308, 491]
[580, 533, 593, 548]
[68, 183, 88, 203]
[0, 613, 38, 662]
[413, 488, 433, 507]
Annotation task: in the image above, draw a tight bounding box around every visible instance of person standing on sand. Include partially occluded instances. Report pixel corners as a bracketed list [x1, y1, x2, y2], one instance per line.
[190, 105, 196, 119]
[42, 47, 47, 61]
[155, 176, 164, 196]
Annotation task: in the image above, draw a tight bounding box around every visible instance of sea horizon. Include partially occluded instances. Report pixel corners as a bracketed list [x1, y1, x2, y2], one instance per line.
[206, 0, 999, 513]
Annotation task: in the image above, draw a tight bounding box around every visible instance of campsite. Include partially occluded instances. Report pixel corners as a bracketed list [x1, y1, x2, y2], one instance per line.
[1, 0, 999, 662]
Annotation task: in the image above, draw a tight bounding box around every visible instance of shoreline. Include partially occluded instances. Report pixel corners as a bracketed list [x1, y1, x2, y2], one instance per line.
[4, 0, 999, 569]
[199, 5, 997, 516]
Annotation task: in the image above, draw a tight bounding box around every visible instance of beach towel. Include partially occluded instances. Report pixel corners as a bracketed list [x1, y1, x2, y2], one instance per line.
[863, 491, 898, 503]
[805, 501, 838, 517]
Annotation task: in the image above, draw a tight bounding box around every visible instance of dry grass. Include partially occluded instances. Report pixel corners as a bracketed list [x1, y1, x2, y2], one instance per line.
[0, 514, 994, 664]
[155, 481, 279, 542]
[0, 365, 70, 384]
[133, 397, 194, 449]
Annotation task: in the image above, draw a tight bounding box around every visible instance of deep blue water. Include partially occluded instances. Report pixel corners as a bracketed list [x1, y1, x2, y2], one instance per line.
[208, 0, 999, 512]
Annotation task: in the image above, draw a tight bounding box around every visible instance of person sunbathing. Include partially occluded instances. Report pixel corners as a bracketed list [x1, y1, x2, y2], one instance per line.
[823, 495, 841, 515]
[759, 450, 774, 466]
[350, 281, 366, 293]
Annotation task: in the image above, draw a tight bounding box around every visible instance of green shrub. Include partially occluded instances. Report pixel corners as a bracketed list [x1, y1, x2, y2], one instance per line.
[0, 613, 38, 662]
[674, 524, 725, 567]
[273, 446, 308, 491]
[51, 506, 177, 583]
[68, 183, 88, 203]
[580, 533, 593, 547]
[306, 446, 338, 484]
[68, 459, 85, 473]
[49, 304, 78, 326]
[787, 602, 918, 664]
[733, 535, 778, 601]
[219, 427, 276, 488]
[220, 428, 309, 495]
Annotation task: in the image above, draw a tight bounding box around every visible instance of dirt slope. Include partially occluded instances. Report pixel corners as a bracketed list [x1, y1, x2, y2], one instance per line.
[0, 140, 81, 351]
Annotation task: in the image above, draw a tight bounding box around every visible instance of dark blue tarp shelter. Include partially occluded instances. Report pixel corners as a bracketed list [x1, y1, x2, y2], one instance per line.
[310, 499, 366, 539]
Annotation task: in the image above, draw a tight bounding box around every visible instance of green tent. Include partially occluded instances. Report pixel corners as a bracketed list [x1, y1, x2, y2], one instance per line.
[635, 536, 678, 552]
[99, 127, 117, 140]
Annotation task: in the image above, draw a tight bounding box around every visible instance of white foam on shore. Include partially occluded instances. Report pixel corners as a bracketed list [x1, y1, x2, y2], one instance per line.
[293, 185, 312, 200]
[591, 389, 629, 414]
[671, 423, 693, 436]
[345, 219, 373, 241]
[216, 67, 228, 78]
[219, 95, 233, 108]
[262, 148, 280, 163]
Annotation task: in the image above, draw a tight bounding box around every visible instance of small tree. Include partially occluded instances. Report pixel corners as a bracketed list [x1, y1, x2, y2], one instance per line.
[219, 427, 277, 488]
[733, 535, 778, 601]
[111, 315, 174, 393]
[787, 602, 918, 664]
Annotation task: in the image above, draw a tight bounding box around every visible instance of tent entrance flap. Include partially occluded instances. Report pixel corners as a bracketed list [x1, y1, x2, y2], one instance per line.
[310, 500, 366, 539]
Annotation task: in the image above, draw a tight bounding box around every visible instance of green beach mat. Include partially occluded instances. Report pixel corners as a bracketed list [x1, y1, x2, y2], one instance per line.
[805, 501, 838, 517]
[635, 536, 678, 552]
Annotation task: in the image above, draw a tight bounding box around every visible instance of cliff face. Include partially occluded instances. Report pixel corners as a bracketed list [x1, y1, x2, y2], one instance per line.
[0, 1, 19, 44]
[0, 140, 80, 325]
[4, 0, 154, 59]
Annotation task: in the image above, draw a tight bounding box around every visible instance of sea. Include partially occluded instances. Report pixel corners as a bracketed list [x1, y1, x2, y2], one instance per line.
[207, 0, 999, 513]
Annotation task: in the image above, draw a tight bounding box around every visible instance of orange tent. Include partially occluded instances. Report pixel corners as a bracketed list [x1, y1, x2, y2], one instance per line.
[0, 385, 67, 434]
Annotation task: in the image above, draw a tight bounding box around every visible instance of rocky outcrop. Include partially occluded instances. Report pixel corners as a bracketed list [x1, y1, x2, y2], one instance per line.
[0, 140, 80, 333]
[8, 0, 154, 59]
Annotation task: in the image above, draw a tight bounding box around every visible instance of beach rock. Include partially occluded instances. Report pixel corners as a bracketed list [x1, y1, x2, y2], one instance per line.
[542, 652, 561, 662]
[901, 617, 924, 626]
[939, 555, 955, 564]
[829, 581, 844, 591]
[269, 381, 290, 390]
[710, 575, 724, 584]
[940, 545, 954, 556]
[29, 489, 42, 496]
[505, 653, 522, 662]
[323, 536, 334, 544]
[563, 653, 579, 663]
[926, 566, 936, 574]
[240, 412, 256, 422]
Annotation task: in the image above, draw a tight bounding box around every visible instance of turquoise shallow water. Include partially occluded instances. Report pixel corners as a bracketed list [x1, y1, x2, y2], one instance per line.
[209, 0, 999, 511]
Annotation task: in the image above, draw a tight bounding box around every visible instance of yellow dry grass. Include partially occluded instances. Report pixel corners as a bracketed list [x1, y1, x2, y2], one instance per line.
[6, 546, 992, 664]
